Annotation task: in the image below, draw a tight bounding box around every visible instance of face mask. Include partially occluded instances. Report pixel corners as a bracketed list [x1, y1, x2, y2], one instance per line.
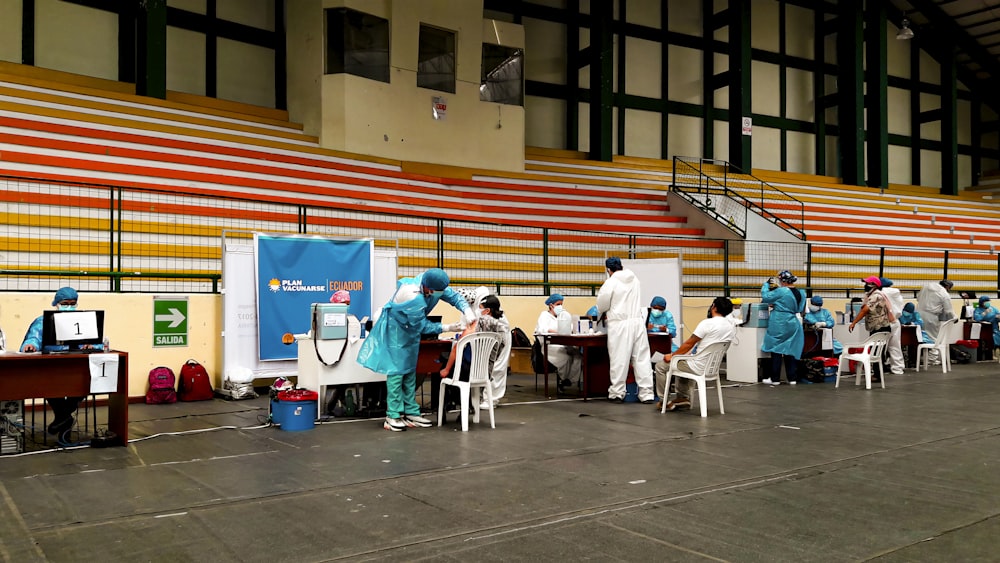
[650, 310, 665, 319]
[707, 306, 714, 319]
[58, 305, 77, 311]
[429, 290, 444, 299]
[865, 284, 875, 293]
[808, 304, 821, 312]
[479, 307, 488, 317]
[553, 305, 565, 315]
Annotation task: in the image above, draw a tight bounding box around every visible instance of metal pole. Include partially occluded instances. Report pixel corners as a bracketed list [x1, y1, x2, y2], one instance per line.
[542, 228, 550, 295]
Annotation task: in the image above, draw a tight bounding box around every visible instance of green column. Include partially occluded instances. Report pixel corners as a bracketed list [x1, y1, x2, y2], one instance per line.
[588, 0, 613, 162]
[727, 0, 751, 171]
[137, 0, 167, 99]
[702, 0, 715, 159]
[941, 42, 958, 195]
[864, 0, 888, 188]
[836, 0, 864, 186]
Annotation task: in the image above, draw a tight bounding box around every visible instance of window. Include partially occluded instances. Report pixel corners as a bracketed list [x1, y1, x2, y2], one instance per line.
[480, 44, 523, 106]
[325, 8, 390, 83]
[417, 25, 456, 93]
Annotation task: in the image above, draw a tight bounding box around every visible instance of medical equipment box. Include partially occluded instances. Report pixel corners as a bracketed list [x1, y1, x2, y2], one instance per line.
[312, 303, 349, 340]
[742, 303, 770, 328]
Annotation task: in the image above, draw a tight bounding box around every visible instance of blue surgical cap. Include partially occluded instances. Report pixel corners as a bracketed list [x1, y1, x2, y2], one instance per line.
[587, 305, 599, 317]
[880, 277, 893, 287]
[810, 295, 823, 306]
[903, 302, 915, 313]
[545, 293, 564, 306]
[52, 286, 78, 306]
[421, 268, 450, 291]
[980, 295, 991, 304]
[605, 257, 623, 271]
[650, 296, 666, 309]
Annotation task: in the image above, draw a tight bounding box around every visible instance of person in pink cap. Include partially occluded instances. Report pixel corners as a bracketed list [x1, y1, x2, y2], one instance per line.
[849, 276, 895, 337]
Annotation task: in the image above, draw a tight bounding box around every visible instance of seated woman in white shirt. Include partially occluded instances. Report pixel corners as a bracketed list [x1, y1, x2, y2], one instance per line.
[535, 293, 582, 390]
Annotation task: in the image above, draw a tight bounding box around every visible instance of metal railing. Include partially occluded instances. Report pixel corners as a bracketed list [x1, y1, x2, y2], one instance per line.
[672, 156, 806, 240]
[0, 174, 997, 299]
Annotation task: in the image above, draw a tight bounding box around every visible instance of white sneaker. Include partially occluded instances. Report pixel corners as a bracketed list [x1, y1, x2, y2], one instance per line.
[788, 381, 797, 386]
[383, 417, 407, 432]
[403, 414, 433, 428]
[762, 378, 780, 386]
[479, 401, 496, 410]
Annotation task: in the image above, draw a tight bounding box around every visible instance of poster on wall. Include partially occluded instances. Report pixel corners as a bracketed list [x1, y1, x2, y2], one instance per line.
[254, 235, 373, 361]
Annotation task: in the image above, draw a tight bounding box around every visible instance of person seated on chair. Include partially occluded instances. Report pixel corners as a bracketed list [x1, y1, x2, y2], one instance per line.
[655, 297, 736, 412]
[439, 289, 508, 418]
[803, 295, 843, 356]
[646, 296, 679, 353]
[900, 302, 933, 344]
[534, 293, 582, 391]
[19, 287, 103, 436]
[973, 295, 1000, 349]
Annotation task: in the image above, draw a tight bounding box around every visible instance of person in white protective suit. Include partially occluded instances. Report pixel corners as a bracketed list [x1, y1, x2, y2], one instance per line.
[880, 277, 905, 375]
[535, 293, 583, 390]
[596, 257, 655, 403]
[917, 279, 956, 343]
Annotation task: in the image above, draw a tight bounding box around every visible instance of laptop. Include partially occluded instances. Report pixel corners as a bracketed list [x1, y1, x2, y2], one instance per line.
[41, 310, 105, 352]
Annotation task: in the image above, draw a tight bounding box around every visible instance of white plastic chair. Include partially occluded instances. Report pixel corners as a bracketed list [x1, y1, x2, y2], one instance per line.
[916, 318, 959, 373]
[487, 329, 513, 404]
[437, 332, 501, 431]
[660, 341, 731, 417]
[837, 332, 891, 389]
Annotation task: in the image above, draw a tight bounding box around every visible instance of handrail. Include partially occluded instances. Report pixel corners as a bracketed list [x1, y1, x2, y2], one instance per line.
[672, 157, 748, 237]
[672, 156, 806, 240]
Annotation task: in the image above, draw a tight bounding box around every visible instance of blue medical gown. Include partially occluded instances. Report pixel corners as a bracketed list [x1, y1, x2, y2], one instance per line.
[803, 308, 842, 355]
[899, 310, 933, 343]
[973, 305, 1000, 346]
[761, 282, 805, 359]
[647, 310, 680, 352]
[356, 275, 469, 376]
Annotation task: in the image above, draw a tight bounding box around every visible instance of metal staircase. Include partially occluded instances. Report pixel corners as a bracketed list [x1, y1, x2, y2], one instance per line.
[671, 156, 806, 240]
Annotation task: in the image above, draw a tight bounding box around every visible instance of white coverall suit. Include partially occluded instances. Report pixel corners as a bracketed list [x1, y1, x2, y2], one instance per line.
[596, 268, 654, 401]
[882, 286, 905, 374]
[917, 283, 955, 342]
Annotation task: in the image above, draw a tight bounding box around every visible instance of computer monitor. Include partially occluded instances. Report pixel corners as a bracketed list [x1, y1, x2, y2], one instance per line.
[41, 310, 104, 350]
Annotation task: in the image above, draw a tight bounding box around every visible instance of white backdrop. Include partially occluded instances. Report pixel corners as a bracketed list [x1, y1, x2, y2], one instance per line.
[622, 257, 683, 334]
[221, 233, 397, 380]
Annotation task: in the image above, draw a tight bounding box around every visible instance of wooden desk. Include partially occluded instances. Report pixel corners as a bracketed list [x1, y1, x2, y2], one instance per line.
[963, 322, 995, 361]
[802, 328, 833, 358]
[899, 325, 919, 367]
[542, 333, 672, 400]
[0, 352, 129, 446]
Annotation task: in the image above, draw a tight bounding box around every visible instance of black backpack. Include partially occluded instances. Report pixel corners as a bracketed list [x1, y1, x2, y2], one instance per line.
[511, 327, 532, 348]
[802, 358, 826, 383]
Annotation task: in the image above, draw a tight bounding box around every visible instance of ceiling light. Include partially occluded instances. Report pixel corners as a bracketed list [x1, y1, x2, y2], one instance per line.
[896, 18, 914, 40]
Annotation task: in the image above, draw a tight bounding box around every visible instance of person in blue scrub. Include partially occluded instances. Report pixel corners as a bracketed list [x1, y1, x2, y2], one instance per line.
[647, 296, 679, 353]
[761, 270, 806, 385]
[973, 295, 1000, 348]
[20, 287, 103, 436]
[900, 302, 933, 344]
[357, 268, 474, 432]
[803, 295, 842, 355]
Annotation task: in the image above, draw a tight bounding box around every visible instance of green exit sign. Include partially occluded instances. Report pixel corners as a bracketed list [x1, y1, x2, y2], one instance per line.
[153, 297, 188, 347]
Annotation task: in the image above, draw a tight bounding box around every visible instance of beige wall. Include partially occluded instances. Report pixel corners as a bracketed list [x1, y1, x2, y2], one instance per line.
[2, 293, 220, 399]
[167, 27, 207, 96]
[0, 0, 22, 65]
[290, 1, 526, 171]
[34, 0, 117, 81]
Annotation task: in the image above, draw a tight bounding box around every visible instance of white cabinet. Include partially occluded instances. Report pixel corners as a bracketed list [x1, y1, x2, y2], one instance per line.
[725, 326, 769, 383]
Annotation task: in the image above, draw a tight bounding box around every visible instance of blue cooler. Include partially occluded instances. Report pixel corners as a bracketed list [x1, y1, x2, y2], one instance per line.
[271, 390, 319, 431]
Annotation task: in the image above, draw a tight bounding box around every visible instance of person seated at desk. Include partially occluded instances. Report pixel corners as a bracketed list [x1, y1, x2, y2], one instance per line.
[535, 293, 582, 391]
[900, 302, 933, 345]
[803, 295, 842, 355]
[647, 296, 679, 353]
[19, 287, 103, 436]
[972, 296, 1000, 351]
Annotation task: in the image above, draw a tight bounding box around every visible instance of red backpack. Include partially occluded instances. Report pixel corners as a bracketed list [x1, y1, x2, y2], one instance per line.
[145, 367, 177, 404]
[178, 359, 214, 401]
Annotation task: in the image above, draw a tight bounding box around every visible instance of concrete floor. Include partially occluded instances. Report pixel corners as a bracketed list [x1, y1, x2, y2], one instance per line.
[2, 362, 1000, 562]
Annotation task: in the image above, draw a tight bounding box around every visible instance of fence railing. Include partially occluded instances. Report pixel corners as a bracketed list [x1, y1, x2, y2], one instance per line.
[0, 175, 996, 299]
[672, 156, 806, 240]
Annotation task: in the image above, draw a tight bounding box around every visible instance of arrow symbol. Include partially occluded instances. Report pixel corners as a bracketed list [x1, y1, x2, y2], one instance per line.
[155, 308, 186, 328]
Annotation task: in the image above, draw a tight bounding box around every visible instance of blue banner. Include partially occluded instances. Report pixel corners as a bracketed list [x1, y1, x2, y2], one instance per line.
[255, 235, 372, 360]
